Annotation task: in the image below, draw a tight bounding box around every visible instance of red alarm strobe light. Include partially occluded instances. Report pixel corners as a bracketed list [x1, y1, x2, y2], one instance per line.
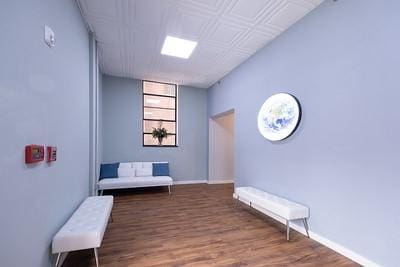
[25, 145, 45, 164]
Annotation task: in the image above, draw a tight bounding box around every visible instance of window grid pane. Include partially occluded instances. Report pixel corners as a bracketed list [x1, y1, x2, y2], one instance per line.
[143, 134, 176, 146]
[144, 107, 175, 121]
[143, 80, 177, 146]
[143, 120, 176, 134]
[144, 94, 175, 109]
[143, 81, 176, 96]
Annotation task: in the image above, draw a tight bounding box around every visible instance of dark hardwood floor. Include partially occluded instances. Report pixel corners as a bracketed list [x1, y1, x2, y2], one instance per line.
[63, 184, 358, 267]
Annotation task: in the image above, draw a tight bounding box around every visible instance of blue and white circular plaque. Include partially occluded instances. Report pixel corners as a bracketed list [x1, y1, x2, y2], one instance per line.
[257, 93, 301, 141]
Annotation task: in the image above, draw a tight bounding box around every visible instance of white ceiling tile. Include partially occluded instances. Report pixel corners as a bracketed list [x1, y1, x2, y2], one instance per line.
[88, 20, 120, 44]
[306, 0, 324, 6]
[134, 0, 170, 27]
[222, 50, 252, 66]
[267, 2, 312, 30]
[194, 43, 227, 61]
[77, 0, 324, 88]
[207, 22, 246, 46]
[167, 12, 210, 40]
[237, 30, 276, 54]
[228, 0, 274, 23]
[81, 0, 119, 19]
[291, 0, 323, 9]
[180, 0, 228, 14]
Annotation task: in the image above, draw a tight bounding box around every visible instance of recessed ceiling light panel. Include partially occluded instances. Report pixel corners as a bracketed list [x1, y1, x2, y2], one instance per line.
[161, 36, 197, 59]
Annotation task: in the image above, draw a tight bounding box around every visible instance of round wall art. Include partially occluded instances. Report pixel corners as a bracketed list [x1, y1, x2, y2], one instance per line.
[257, 93, 301, 141]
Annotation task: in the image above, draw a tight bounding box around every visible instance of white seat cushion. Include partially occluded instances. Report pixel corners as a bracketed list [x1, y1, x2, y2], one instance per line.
[235, 187, 309, 220]
[52, 196, 113, 253]
[98, 176, 173, 190]
[135, 168, 152, 177]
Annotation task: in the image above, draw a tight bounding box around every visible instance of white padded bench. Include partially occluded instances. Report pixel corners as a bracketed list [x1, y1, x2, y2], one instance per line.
[234, 187, 309, 240]
[52, 196, 113, 267]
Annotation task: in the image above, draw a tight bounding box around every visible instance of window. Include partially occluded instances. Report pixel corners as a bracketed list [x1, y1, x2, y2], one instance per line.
[143, 80, 177, 146]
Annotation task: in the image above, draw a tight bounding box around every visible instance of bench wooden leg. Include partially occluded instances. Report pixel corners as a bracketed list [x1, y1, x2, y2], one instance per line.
[94, 248, 99, 267]
[286, 220, 290, 241]
[55, 252, 62, 267]
[303, 218, 310, 238]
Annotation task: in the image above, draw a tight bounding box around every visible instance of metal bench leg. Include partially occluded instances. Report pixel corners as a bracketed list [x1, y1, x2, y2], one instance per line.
[55, 252, 62, 267]
[303, 218, 310, 238]
[235, 196, 240, 208]
[94, 248, 99, 267]
[286, 220, 290, 241]
[168, 185, 171, 195]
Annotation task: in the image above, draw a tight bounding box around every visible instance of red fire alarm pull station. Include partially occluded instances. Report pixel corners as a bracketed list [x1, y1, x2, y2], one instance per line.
[47, 146, 57, 162]
[25, 145, 45, 164]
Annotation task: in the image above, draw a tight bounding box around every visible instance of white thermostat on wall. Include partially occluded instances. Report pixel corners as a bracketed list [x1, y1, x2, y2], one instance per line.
[44, 25, 55, 48]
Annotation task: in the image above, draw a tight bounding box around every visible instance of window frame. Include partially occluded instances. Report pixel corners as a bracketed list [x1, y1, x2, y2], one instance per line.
[142, 80, 178, 147]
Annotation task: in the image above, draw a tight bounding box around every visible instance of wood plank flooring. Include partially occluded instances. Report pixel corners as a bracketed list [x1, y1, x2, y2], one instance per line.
[63, 184, 359, 267]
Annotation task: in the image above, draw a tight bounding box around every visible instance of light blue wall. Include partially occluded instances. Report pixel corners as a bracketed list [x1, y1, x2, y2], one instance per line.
[0, 1, 90, 266]
[102, 75, 208, 182]
[208, 1, 400, 266]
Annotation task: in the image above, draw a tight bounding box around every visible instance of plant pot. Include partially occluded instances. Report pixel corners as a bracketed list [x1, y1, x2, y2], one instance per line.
[158, 137, 163, 146]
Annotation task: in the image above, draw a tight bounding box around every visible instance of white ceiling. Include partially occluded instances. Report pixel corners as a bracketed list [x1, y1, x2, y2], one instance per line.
[77, 0, 323, 88]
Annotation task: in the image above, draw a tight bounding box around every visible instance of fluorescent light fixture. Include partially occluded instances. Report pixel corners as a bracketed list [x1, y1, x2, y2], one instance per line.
[146, 98, 161, 104]
[161, 36, 197, 59]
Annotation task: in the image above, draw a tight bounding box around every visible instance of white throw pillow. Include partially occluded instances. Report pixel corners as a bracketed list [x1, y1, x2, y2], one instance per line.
[142, 162, 153, 169]
[132, 162, 142, 170]
[119, 162, 132, 169]
[118, 167, 135, 177]
[136, 168, 152, 177]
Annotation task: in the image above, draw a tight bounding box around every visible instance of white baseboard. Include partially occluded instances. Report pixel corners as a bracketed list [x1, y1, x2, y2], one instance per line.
[208, 180, 234, 184]
[173, 180, 207, 185]
[308, 230, 380, 267]
[174, 180, 234, 185]
[233, 195, 381, 267]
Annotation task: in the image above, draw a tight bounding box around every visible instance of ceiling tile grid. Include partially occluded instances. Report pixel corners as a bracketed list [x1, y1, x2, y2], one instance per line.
[78, 0, 324, 88]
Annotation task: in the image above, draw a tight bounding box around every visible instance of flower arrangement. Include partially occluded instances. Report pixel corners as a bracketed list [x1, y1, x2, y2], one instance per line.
[152, 121, 169, 145]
